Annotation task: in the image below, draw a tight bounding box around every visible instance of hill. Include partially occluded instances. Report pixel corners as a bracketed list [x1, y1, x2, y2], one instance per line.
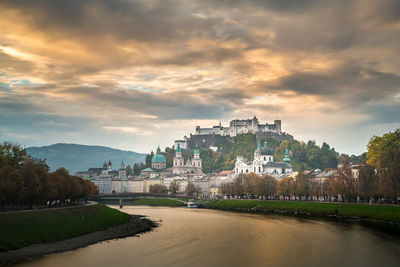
[142, 133, 342, 173]
[27, 143, 146, 174]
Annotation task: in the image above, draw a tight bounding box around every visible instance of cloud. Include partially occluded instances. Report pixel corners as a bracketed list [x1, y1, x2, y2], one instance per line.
[0, 0, 399, 154]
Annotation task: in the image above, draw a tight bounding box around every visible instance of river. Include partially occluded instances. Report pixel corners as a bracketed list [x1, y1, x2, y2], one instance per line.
[18, 206, 400, 267]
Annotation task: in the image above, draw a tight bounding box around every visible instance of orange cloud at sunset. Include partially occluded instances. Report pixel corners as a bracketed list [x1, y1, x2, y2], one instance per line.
[0, 0, 399, 154]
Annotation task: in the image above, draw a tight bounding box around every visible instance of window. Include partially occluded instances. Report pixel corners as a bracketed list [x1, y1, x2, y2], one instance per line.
[246, 169, 249, 173]
[259, 167, 261, 172]
[264, 157, 266, 160]
[236, 168, 238, 173]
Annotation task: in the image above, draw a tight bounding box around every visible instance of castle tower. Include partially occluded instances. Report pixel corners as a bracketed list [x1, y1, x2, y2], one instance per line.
[192, 145, 202, 168]
[173, 144, 184, 167]
[274, 120, 282, 134]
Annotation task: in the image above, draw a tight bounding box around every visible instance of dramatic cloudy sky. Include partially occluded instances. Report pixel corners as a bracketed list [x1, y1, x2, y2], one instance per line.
[0, 0, 399, 155]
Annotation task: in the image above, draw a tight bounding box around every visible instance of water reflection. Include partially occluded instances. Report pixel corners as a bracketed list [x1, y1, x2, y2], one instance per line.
[18, 206, 400, 267]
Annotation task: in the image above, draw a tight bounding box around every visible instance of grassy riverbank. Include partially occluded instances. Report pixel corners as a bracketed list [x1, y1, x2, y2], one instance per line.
[204, 200, 400, 223]
[0, 204, 131, 251]
[133, 198, 184, 206]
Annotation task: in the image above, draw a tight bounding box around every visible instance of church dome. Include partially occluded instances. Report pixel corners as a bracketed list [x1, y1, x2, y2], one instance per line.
[152, 153, 166, 163]
[261, 140, 274, 155]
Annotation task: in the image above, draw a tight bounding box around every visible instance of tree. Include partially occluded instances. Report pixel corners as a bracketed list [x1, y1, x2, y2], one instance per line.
[20, 164, 41, 208]
[126, 165, 133, 176]
[294, 172, 311, 200]
[258, 174, 277, 198]
[169, 181, 179, 194]
[367, 129, 400, 201]
[357, 161, 377, 201]
[0, 142, 30, 169]
[149, 184, 168, 194]
[244, 173, 261, 197]
[277, 177, 294, 199]
[186, 182, 197, 197]
[331, 157, 356, 202]
[0, 166, 24, 208]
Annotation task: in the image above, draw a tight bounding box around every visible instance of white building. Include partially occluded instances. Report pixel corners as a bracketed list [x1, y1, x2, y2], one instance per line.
[173, 144, 203, 175]
[92, 178, 112, 194]
[129, 179, 145, 193]
[235, 140, 292, 178]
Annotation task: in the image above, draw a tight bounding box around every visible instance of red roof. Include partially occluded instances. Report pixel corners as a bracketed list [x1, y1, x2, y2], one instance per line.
[219, 170, 233, 175]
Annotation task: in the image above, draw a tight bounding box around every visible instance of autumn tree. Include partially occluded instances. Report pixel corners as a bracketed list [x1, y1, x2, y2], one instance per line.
[169, 181, 179, 194]
[258, 174, 277, 198]
[357, 161, 377, 201]
[149, 184, 168, 194]
[0, 166, 24, 208]
[186, 182, 197, 197]
[277, 177, 294, 199]
[367, 129, 400, 201]
[331, 157, 357, 202]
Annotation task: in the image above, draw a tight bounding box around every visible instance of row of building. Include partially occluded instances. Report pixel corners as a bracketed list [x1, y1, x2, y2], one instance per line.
[90, 175, 225, 197]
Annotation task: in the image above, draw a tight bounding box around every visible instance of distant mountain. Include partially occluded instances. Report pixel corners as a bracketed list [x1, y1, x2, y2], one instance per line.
[26, 143, 146, 174]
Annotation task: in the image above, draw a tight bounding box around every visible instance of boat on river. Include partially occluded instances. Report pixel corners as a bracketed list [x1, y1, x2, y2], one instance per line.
[187, 202, 198, 208]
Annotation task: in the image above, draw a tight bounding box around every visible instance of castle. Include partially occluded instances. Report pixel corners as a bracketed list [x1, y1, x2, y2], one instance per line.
[174, 116, 293, 150]
[196, 116, 281, 137]
[234, 140, 292, 178]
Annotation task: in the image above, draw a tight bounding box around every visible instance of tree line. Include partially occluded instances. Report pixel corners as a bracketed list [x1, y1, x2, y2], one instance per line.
[0, 142, 98, 210]
[220, 129, 400, 203]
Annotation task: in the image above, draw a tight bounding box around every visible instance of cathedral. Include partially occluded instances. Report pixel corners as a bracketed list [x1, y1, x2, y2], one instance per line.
[173, 144, 203, 175]
[234, 140, 292, 178]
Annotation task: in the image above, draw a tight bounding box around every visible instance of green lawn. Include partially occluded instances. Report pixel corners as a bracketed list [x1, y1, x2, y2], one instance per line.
[132, 198, 184, 206]
[204, 200, 400, 223]
[0, 204, 131, 251]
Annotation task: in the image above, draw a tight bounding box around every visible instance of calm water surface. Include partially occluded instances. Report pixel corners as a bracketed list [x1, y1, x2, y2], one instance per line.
[18, 206, 400, 267]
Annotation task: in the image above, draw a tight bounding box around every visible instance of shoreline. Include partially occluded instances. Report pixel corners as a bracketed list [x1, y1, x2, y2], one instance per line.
[202, 205, 400, 234]
[0, 215, 157, 266]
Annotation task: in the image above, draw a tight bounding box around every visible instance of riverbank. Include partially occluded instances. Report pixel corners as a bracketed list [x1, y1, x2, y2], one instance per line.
[0, 204, 157, 266]
[204, 200, 400, 227]
[132, 198, 184, 206]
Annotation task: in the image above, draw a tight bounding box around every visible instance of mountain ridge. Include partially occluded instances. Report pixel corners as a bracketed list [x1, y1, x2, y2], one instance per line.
[26, 143, 146, 174]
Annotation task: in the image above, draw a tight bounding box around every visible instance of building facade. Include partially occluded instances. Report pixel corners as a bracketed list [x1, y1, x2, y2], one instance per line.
[173, 144, 203, 175]
[235, 140, 292, 178]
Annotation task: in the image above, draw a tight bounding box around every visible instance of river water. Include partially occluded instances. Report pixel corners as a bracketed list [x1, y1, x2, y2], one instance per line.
[18, 206, 400, 267]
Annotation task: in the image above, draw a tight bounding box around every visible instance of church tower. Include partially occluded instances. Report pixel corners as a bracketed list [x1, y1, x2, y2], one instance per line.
[254, 140, 261, 159]
[107, 160, 112, 172]
[284, 148, 291, 165]
[173, 144, 184, 167]
[119, 160, 127, 179]
[192, 145, 202, 168]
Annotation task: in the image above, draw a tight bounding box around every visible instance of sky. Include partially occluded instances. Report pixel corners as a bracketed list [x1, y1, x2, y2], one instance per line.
[0, 0, 399, 155]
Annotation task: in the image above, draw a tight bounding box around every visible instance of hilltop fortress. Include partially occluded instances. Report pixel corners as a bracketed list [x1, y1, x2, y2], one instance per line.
[175, 116, 293, 150]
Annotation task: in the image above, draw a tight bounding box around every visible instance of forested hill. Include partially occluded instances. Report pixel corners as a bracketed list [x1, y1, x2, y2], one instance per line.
[146, 133, 364, 174]
[201, 133, 341, 172]
[27, 143, 146, 174]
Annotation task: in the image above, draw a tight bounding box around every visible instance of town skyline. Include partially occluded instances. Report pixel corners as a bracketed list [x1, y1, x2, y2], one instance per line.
[1, 0, 399, 155]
